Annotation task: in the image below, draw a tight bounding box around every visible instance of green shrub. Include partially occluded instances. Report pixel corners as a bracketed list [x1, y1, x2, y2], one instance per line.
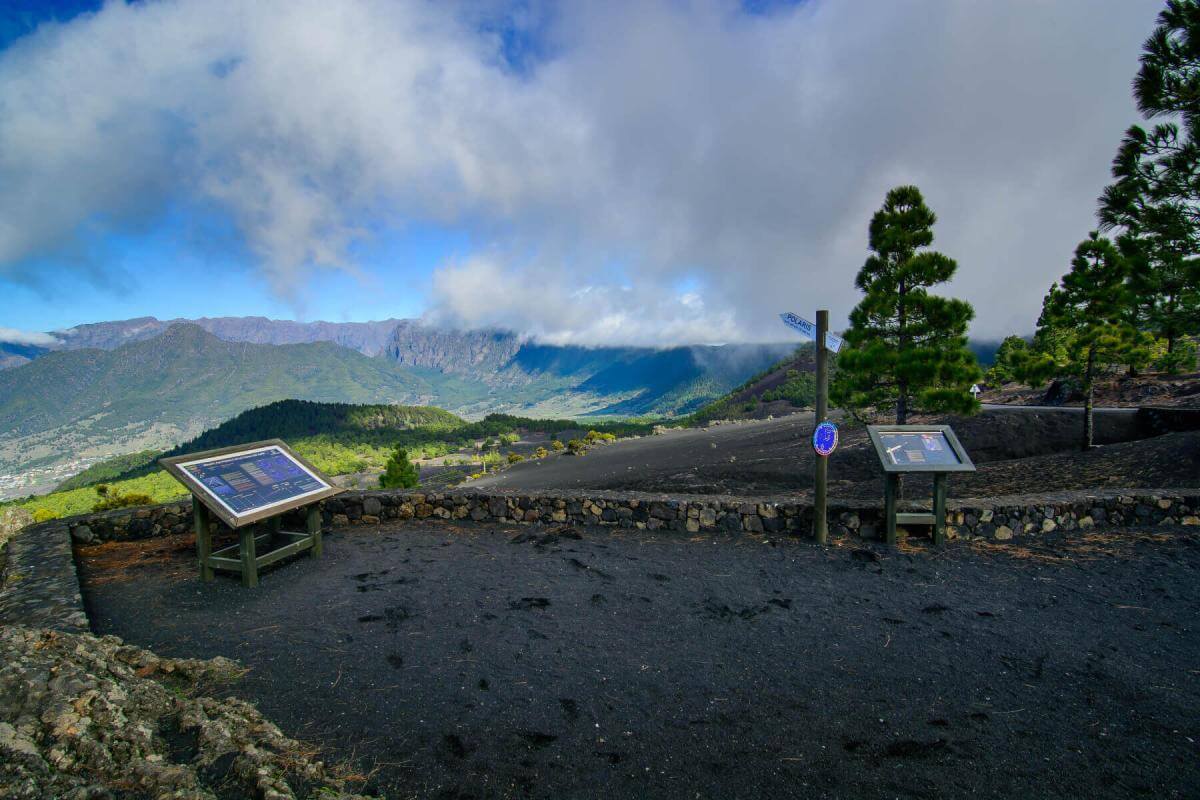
[533, 446, 549, 459]
[378, 447, 419, 489]
[92, 484, 155, 512]
[499, 432, 519, 445]
[566, 439, 587, 455]
[32, 508, 58, 523]
[506, 452, 525, 464]
[584, 430, 616, 443]
[550, 440, 565, 451]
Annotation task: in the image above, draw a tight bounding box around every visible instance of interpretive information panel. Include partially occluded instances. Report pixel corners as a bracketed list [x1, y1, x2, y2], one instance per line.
[877, 431, 961, 467]
[866, 425, 976, 474]
[178, 445, 331, 520]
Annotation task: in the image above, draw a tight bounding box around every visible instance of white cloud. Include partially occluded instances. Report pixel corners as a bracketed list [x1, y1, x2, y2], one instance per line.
[0, 0, 1165, 343]
[0, 326, 59, 346]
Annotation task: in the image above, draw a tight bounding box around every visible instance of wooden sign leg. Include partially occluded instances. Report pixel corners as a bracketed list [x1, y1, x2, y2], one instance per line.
[307, 505, 323, 557]
[884, 474, 898, 546]
[193, 498, 213, 582]
[933, 473, 948, 547]
[240, 527, 259, 588]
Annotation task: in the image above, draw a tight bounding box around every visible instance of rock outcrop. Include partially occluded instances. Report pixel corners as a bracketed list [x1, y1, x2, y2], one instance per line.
[0, 626, 374, 800]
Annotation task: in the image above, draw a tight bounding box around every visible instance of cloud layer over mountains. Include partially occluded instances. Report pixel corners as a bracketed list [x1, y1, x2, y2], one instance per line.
[0, 0, 1164, 344]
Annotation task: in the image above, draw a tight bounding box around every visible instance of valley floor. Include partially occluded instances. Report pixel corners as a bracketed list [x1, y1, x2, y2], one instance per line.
[78, 520, 1200, 799]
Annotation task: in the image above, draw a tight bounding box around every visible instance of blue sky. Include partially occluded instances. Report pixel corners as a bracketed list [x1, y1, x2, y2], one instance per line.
[0, 0, 1165, 344]
[0, 0, 489, 331]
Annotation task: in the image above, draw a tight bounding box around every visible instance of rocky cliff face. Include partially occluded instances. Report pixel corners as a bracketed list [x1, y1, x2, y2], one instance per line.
[385, 321, 523, 376]
[19, 316, 405, 359]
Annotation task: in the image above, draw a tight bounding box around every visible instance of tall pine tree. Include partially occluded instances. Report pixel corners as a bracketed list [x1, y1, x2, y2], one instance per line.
[1026, 234, 1152, 449]
[833, 186, 980, 424]
[1097, 0, 1200, 370]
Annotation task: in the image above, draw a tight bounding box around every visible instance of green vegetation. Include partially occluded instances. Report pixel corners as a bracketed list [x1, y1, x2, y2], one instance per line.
[550, 440, 565, 451]
[533, 446, 549, 459]
[759, 370, 817, 406]
[506, 452, 525, 464]
[566, 439, 587, 455]
[91, 484, 155, 512]
[1096, 1, 1200, 372]
[379, 447, 419, 489]
[12, 471, 188, 521]
[833, 185, 981, 423]
[9, 401, 655, 521]
[1022, 235, 1153, 448]
[56, 450, 160, 492]
[1013, 1, 1200, 437]
[983, 336, 1031, 385]
[678, 346, 812, 426]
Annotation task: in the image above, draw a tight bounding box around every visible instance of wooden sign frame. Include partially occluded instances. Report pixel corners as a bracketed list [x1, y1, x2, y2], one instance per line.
[159, 440, 343, 587]
[866, 424, 976, 546]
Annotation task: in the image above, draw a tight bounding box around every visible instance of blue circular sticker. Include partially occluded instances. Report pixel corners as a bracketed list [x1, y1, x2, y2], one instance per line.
[812, 421, 838, 457]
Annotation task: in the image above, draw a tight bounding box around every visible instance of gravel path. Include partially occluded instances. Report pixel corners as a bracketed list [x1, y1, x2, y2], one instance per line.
[78, 521, 1200, 799]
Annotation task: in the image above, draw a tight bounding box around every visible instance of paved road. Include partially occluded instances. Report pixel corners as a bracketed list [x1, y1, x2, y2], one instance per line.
[467, 406, 1147, 496]
[981, 403, 1138, 414]
[470, 413, 818, 494]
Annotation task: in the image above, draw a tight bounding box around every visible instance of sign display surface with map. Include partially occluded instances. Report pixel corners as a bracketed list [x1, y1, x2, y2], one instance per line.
[866, 425, 976, 474]
[161, 440, 342, 527]
[877, 431, 961, 467]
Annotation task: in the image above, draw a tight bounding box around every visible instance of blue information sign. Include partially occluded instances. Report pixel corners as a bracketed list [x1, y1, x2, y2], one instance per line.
[179, 445, 330, 518]
[813, 421, 838, 457]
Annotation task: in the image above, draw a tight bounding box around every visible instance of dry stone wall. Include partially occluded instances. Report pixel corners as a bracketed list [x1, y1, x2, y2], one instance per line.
[64, 488, 1200, 545]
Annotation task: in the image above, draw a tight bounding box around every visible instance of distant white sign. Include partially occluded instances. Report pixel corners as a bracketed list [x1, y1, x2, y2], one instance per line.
[779, 312, 842, 353]
[969, 384, 981, 399]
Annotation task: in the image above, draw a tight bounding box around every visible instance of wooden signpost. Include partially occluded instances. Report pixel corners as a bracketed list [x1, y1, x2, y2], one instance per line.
[780, 309, 837, 543]
[866, 425, 976, 546]
[160, 440, 343, 587]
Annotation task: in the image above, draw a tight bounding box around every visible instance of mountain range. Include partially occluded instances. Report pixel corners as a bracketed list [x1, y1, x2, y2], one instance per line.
[0, 316, 795, 495]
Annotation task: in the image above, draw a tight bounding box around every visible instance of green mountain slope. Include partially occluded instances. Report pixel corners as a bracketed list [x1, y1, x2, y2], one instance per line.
[0, 323, 441, 438]
[682, 345, 817, 424]
[0, 324, 465, 479]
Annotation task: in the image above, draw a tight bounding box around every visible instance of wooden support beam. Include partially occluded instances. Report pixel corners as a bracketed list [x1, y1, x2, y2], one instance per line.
[239, 528, 259, 588]
[307, 505, 323, 558]
[933, 473, 948, 546]
[193, 499, 213, 582]
[884, 474, 898, 546]
[254, 537, 313, 568]
[212, 532, 271, 559]
[207, 556, 243, 572]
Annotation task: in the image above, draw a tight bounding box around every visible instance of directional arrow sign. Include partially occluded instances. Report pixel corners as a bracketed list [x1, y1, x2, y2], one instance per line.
[969, 384, 981, 398]
[779, 312, 816, 339]
[780, 312, 842, 353]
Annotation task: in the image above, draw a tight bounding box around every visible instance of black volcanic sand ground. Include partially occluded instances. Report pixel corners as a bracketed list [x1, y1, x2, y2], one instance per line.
[79, 522, 1200, 799]
[470, 408, 1199, 499]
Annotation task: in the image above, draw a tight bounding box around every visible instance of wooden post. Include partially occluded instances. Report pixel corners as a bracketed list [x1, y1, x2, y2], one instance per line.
[307, 505, 323, 558]
[933, 473, 948, 546]
[193, 498, 213, 582]
[814, 309, 829, 544]
[239, 528, 259, 588]
[884, 474, 898, 546]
